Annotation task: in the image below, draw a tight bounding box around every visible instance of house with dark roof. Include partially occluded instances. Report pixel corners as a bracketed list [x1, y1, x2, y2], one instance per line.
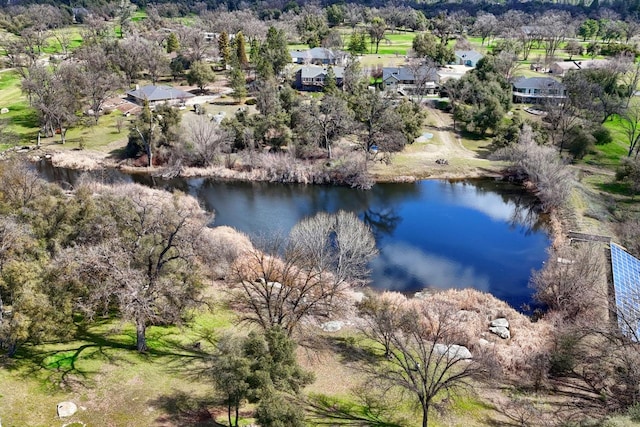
[453, 50, 484, 67]
[512, 76, 567, 104]
[382, 66, 440, 94]
[126, 85, 195, 107]
[290, 48, 345, 66]
[295, 66, 344, 91]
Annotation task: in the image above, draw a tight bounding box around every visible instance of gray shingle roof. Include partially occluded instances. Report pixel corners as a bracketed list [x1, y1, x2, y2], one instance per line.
[126, 85, 195, 102]
[454, 50, 484, 64]
[299, 65, 344, 79]
[382, 66, 439, 83]
[291, 48, 336, 61]
[512, 76, 564, 90]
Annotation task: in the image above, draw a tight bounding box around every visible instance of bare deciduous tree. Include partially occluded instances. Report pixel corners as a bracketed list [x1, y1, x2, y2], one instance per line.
[1, 36, 36, 78]
[620, 103, 640, 158]
[296, 95, 354, 159]
[74, 44, 123, 125]
[184, 115, 233, 167]
[0, 159, 47, 209]
[361, 293, 488, 427]
[113, 35, 150, 85]
[472, 12, 499, 46]
[178, 26, 216, 63]
[491, 125, 573, 211]
[406, 57, 438, 102]
[539, 11, 574, 61]
[357, 291, 407, 358]
[542, 97, 581, 154]
[532, 243, 607, 321]
[232, 211, 377, 336]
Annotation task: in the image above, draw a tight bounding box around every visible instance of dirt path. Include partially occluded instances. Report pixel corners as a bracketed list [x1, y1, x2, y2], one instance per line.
[427, 105, 477, 158]
[369, 103, 500, 181]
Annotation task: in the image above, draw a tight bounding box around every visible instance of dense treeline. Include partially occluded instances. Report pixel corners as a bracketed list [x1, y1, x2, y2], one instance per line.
[4, 0, 640, 20]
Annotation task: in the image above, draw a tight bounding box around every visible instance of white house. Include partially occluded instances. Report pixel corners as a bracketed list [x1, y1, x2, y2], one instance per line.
[295, 65, 345, 91]
[453, 50, 484, 67]
[382, 66, 440, 94]
[512, 77, 567, 104]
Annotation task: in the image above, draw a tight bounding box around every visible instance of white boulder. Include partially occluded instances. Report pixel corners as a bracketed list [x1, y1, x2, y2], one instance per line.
[489, 317, 511, 339]
[433, 343, 472, 360]
[320, 321, 344, 332]
[490, 318, 509, 329]
[57, 402, 77, 418]
[489, 326, 511, 339]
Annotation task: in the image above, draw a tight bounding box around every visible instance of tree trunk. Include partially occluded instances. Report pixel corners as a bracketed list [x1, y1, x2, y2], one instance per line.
[422, 405, 428, 427]
[146, 142, 153, 167]
[7, 340, 17, 357]
[136, 319, 148, 352]
[234, 402, 239, 427]
[228, 401, 232, 427]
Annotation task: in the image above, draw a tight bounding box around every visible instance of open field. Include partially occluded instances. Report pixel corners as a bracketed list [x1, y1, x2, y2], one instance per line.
[0, 296, 503, 427]
[42, 27, 84, 55]
[0, 304, 240, 427]
[0, 70, 39, 147]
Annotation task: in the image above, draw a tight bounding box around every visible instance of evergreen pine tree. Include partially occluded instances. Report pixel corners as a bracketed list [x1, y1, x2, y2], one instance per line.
[235, 32, 249, 69]
[219, 31, 231, 69]
[324, 66, 338, 94]
[230, 67, 247, 104]
[166, 32, 179, 54]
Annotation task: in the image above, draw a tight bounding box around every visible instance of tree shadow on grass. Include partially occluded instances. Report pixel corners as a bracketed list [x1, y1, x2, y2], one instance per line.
[305, 393, 404, 427]
[108, 145, 127, 160]
[8, 104, 40, 129]
[596, 181, 636, 197]
[3, 320, 212, 390]
[150, 390, 224, 427]
[482, 379, 609, 427]
[321, 335, 379, 365]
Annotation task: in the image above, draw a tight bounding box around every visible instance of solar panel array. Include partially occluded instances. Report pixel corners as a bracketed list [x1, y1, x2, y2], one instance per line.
[610, 243, 640, 340]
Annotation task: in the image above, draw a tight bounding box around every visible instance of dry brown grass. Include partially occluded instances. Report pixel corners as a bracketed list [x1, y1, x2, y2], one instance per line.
[412, 289, 555, 377]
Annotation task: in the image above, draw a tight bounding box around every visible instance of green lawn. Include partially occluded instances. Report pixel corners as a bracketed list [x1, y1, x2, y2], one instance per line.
[131, 10, 148, 22]
[583, 114, 633, 167]
[0, 306, 239, 427]
[0, 69, 130, 150]
[0, 70, 40, 147]
[291, 30, 415, 56]
[42, 27, 84, 55]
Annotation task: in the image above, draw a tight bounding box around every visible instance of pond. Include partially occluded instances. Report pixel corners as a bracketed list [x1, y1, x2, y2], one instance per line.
[37, 162, 551, 310]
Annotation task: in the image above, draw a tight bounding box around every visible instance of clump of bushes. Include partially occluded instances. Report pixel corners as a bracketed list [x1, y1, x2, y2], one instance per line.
[491, 125, 573, 211]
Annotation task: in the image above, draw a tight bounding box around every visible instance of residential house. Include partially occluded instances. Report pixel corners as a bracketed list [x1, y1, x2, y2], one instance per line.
[549, 59, 609, 76]
[71, 7, 89, 22]
[290, 48, 345, 66]
[453, 50, 484, 67]
[126, 85, 195, 107]
[382, 66, 440, 94]
[295, 65, 344, 91]
[512, 76, 567, 104]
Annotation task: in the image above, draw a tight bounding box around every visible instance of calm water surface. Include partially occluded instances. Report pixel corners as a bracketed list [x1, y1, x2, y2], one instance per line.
[38, 163, 550, 309]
